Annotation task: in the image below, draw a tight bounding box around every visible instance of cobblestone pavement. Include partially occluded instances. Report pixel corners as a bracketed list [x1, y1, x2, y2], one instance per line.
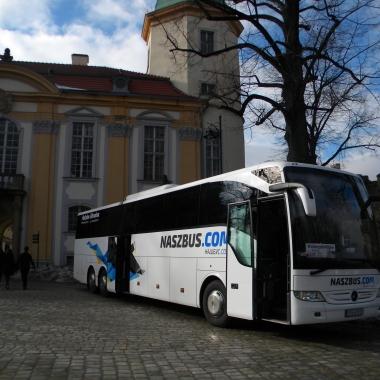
[1, 277, 380, 379]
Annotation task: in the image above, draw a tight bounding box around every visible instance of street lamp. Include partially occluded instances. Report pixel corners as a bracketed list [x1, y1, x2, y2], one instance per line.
[203, 115, 222, 174]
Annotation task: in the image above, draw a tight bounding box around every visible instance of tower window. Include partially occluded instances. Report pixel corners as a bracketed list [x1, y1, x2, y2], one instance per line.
[200, 30, 214, 54]
[201, 83, 216, 95]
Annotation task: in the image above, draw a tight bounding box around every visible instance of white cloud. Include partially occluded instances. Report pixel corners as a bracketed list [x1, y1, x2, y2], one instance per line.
[244, 128, 282, 167]
[83, 0, 148, 25]
[0, 0, 53, 33]
[0, 0, 148, 72]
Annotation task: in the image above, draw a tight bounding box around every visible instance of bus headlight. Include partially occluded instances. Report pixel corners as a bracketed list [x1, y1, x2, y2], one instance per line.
[377, 288, 380, 298]
[294, 291, 325, 302]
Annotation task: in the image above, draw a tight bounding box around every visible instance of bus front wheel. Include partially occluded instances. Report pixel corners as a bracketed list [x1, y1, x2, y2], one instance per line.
[202, 281, 230, 327]
[99, 269, 109, 297]
[88, 268, 98, 294]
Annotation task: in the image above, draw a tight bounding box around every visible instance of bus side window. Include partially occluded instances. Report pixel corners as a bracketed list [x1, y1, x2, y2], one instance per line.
[199, 182, 228, 226]
[200, 182, 255, 226]
[121, 203, 135, 235]
[228, 204, 252, 267]
[164, 186, 200, 230]
[135, 196, 164, 233]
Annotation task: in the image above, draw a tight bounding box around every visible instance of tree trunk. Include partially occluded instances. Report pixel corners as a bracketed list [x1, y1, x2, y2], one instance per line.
[281, 0, 317, 165]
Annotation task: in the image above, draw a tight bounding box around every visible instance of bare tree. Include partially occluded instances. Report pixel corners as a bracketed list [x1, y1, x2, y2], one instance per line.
[164, 0, 380, 165]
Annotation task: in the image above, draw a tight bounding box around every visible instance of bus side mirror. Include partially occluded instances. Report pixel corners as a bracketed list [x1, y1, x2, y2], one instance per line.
[269, 182, 317, 217]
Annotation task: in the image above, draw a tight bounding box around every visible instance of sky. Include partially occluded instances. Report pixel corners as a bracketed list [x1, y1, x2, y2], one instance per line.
[1, 0, 379, 180]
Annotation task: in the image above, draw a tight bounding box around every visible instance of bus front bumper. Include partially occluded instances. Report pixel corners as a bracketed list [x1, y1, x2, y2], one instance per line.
[290, 292, 380, 325]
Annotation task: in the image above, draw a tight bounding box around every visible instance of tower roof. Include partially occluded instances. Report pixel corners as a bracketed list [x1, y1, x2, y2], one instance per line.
[155, 0, 224, 11]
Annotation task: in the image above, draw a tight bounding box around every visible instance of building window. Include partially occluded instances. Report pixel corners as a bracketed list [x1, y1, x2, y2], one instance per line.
[70, 122, 94, 178]
[0, 118, 19, 174]
[200, 30, 214, 54]
[205, 138, 221, 177]
[201, 83, 216, 95]
[144, 126, 165, 180]
[66, 255, 74, 267]
[68, 205, 90, 231]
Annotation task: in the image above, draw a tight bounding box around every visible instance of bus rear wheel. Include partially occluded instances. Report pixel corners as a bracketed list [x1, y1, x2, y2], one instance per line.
[99, 269, 109, 297]
[202, 281, 230, 327]
[88, 268, 98, 294]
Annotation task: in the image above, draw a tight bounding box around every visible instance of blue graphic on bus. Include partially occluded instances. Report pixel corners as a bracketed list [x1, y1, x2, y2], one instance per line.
[87, 241, 144, 283]
[87, 241, 116, 282]
[129, 242, 145, 280]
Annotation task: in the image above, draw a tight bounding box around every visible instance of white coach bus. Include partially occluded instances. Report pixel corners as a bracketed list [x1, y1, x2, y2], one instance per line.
[73, 162, 380, 326]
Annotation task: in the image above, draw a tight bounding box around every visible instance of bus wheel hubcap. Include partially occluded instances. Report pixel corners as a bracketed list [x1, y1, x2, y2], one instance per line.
[207, 290, 224, 317]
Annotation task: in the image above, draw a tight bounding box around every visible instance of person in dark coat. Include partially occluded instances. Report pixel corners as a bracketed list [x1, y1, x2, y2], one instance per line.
[0, 246, 5, 282]
[3, 244, 15, 290]
[18, 246, 36, 290]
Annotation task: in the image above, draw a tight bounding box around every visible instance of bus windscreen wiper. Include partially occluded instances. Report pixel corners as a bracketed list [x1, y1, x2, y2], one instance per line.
[310, 268, 329, 275]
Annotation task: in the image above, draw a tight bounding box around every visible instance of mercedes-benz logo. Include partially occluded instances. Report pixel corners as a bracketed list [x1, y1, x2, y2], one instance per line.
[351, 291, 358, 302]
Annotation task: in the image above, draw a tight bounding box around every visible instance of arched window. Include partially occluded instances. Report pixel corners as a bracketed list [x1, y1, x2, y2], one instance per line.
[0, 118, 19, 174]
[68, 205, 90, 231]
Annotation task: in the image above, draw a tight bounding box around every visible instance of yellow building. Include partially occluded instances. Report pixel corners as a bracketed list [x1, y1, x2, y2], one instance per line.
[0, 0, 245, 265]
[0, 52, 202, 265]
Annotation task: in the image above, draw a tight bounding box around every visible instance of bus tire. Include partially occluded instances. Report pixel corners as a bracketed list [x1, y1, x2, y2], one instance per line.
[202, 281, 230, 327]
[99, 269, 109, 297]
[88, 268, 98, 294]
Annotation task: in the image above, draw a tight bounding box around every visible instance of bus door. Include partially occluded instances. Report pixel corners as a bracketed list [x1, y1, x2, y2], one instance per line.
[114, 236, 131, 293]
[256, 197, 289, 323]
[226, 201, 254, 320]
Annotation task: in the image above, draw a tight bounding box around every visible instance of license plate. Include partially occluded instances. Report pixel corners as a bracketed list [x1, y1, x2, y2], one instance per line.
[345, 308, 363, 317]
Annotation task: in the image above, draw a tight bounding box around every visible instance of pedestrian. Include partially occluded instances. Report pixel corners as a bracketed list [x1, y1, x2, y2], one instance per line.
[3, 244, 15, 290]
[0, 246, 5, 282]
[18, 246, 36, 290]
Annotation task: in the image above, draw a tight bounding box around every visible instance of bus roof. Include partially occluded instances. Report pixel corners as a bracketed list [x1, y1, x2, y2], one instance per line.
[78, 161, 359, 216]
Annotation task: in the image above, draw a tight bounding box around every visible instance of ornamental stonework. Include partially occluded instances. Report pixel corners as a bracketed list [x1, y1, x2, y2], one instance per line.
[33, 120, 60, 134]
[107, 123, 133, 137]
[0, 88, 12, 113]
[178, 127, 202, 141]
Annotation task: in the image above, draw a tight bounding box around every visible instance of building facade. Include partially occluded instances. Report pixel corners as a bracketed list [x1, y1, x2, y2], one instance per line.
[0, 54, 205, 265]
[0, 1, 245, 265]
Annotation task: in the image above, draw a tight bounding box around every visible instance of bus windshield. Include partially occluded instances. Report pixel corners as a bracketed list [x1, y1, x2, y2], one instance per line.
[284, 167, 380, 271]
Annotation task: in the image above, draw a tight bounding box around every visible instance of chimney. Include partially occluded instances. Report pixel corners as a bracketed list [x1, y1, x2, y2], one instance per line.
[330, 163, 340, 170]
[71, 54, 89, 66]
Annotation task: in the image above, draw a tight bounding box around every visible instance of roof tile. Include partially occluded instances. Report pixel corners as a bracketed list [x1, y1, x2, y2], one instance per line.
[5, 61, 195, 99]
